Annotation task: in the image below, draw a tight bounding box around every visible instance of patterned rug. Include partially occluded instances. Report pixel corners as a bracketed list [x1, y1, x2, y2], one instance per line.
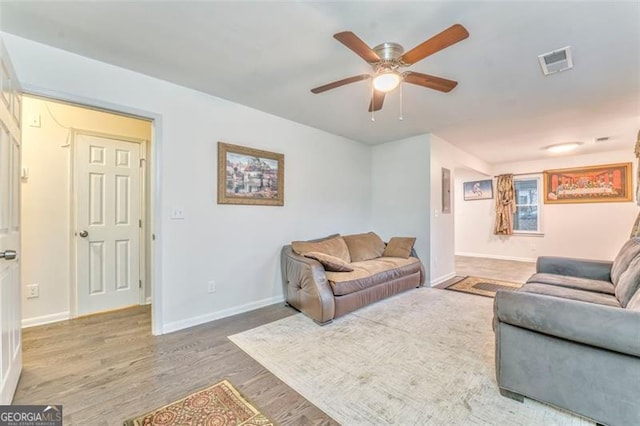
[444, 276, 523, 297]
[123, 380, 273, 426]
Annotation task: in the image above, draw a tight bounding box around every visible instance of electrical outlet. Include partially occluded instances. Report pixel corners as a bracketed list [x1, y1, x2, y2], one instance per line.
[170, 207, 185, 220]
[27, 284, 39, 298]
[208, 280, 216, 293]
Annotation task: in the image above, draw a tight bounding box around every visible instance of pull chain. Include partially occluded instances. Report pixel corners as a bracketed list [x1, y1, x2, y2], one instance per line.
[399, 82, 404, 121]
[370, 82, 375, 122]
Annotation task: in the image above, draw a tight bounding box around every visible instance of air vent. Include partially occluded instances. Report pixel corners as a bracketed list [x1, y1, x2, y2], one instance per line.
[538, 46, 573, 75]
[595, 136, 610, 143]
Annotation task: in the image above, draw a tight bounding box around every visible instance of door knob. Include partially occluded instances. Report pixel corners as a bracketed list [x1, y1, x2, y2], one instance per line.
[0, 250, 17, 260]
[79, 230, 89, 238]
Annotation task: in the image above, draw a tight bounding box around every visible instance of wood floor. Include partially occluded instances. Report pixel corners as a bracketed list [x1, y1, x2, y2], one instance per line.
[454, 255, 535, 283]
[15, 256, 533, 425]
[15, 304, 337, 425]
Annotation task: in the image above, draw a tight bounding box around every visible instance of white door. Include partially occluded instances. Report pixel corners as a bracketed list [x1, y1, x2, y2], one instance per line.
[75, 132, 141, 315]
[0, 37, 22, 404]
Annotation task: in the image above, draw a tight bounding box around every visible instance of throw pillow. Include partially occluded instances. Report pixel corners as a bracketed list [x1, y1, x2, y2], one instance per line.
[291, 236, 351, 263]
[343, 232, 386, 262]
[611, 238, 640, 285]
[383, 237, 416, 258]
[303, 251, 354, 272]
[614, 253, 640, 307]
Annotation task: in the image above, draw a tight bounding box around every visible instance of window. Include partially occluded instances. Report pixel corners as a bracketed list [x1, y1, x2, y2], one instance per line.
[513, 177, 541, 233]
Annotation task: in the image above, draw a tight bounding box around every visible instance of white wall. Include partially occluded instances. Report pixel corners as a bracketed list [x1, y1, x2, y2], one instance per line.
[21, 96, 151, 326]
[454, 167, 497, 257]
[456, 149, 637, 261]
[429, 134, 492, 284]
[5, 33, 372, 332]
[371, 134, 431, 279]
[371, 133, 492, 285]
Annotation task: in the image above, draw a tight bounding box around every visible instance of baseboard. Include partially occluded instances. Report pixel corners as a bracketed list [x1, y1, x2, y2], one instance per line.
[162, 295, 285, 334]
[145, 297, 152, 305]
[429, 271, 456, 287]
[455, 251, 536, 263]
[22, 311, 70, 328]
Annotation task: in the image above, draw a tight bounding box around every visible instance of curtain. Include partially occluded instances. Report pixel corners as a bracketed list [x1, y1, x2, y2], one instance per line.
[631, 130, 640, 237]
[631, 214, 640, 238]
[494, 174, 515, 235]
[635, 129, 640, 206]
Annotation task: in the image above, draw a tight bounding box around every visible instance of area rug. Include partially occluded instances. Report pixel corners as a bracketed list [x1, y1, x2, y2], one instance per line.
[229, 288, 591, 425]
[123, 379, 273, 426]
[445, 275, 523, 297]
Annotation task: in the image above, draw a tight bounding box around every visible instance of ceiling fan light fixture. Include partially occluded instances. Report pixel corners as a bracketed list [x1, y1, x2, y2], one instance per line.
[546, 142, 582, 153]
[373, 71, 401, 92]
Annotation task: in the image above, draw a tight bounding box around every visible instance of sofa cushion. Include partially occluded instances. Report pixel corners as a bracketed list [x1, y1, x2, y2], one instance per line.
[520, 283, 621, 308]
[382, 237, 416, 259]
[526, 273, 615, 295]
[611, 237, 640, 286]
[291, 236, 351, 263]
[303, 251, 354, 272]
[343, 232, 386, 262]
[614, 254, 640, 307]
[626, 289, 640, 312]
[326, 257, 421, 296]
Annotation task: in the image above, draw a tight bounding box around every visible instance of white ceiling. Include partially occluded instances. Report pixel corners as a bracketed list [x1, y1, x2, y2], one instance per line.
[1, 1, 638, 164]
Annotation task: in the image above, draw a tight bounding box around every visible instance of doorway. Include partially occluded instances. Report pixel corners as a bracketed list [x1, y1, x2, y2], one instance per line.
[21, 95, 153, 323]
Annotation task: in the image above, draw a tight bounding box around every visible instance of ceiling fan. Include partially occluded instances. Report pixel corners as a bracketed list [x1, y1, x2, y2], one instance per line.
[311, 24, 469, 112]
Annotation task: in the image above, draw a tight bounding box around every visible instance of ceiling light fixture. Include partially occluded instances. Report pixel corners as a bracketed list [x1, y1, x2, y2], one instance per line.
[373, 71, 402, 92]
[546, 142, 583, 153]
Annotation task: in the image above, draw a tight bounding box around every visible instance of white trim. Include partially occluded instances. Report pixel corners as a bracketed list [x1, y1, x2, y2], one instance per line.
[456, 251, 536, 263]
[162, 296, 284, 335]
[429, 271, 456, 287]
[145, 296, 152, 305]
[513, 175, 543, 234]
[512, 232, 545, 238]
[22, 311, 70, 328]
[20, 83, 164, 336]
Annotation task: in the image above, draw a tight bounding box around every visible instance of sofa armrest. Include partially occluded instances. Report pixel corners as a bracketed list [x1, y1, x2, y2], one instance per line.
[495, 290, 640, 357]
[536, 256, 612, 281]
[410, 247, 426, 286]
[281, 246, 335, 324]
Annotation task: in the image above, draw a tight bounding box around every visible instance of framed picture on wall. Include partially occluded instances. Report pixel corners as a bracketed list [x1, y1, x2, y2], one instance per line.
[543, 162, 632, 204]
[463, 179, 493, 201]
[217, 142, 284, 206]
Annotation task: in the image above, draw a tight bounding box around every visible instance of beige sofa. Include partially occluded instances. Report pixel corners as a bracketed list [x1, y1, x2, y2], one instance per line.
[281, 232, 425, 324]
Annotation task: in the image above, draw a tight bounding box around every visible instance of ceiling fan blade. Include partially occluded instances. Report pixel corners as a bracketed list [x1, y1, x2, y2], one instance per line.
[403, 72, 458, 92]
[334, 31, 381, 63]
[368, 90, 385, 112]
[311, 74, 371, 94]
[400, 24, 469, 65]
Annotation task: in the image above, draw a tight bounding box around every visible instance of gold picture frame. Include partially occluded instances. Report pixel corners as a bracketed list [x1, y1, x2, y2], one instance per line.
[543, 162, 632, 204]
[217, 142, 284, 206]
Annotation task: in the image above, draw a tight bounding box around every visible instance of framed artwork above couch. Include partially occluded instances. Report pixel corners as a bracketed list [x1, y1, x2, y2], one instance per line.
[217, 142, 284, 206]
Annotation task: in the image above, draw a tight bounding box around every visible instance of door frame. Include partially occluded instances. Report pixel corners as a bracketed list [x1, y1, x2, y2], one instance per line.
[22, 84, 164, 335]
[70, 129, 148, 315]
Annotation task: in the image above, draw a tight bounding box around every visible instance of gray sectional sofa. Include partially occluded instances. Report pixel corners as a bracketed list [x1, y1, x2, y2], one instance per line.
[494, 238, 640, 426]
